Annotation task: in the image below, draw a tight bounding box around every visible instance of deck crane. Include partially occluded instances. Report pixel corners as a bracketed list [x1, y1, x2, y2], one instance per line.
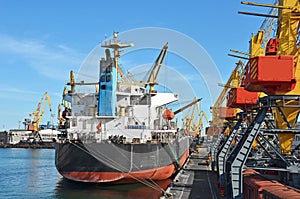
[225, 1, 300, 198]
[66, 70, 99, 94]
[66, 34, 134, 95]
[173, 98, 202, 115]
[127, 71, 137, 84]
[182, 98, 200, 131]
[28, 92, 52, 136]
[61, 70, 98, 126]
[163, 98, 202, 124]
[182, 98, 199, 131]
[144, 43, 168, 93]
[69, 70, 75, 93]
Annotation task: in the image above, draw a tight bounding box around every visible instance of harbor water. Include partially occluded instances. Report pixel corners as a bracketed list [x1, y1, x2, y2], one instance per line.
[0, 148, 170, 199]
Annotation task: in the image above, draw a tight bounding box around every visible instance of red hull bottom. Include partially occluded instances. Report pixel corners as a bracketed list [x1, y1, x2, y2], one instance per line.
[60, 149, 190, 184]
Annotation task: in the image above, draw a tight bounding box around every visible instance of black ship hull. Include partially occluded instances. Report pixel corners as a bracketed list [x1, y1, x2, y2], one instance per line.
[55, 136, 191, 183]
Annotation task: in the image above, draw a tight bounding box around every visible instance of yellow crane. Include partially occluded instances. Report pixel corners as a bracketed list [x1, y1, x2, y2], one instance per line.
[242, 0, 300, 154]
[28, 92, 52, 135]
[66, 70, 99, 94]
[145, 43, 168, 93]
[182, 98, 200, 131]
[182, 98, 208, 135]
[240, 1, 278, 57]
[191, 111, 209, 134]
[209, 19, 269, 136]
[209, 61, 244, 130]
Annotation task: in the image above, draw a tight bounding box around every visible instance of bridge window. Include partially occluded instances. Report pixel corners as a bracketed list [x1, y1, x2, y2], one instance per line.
[106, 75, 111, 82]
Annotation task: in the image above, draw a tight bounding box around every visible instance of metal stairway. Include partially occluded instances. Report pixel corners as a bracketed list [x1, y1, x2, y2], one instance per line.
[225, 96, 300, 198]
[225, 106, 268, 199]
[217, 116, 243, 192]
[211, 133, 225, 171]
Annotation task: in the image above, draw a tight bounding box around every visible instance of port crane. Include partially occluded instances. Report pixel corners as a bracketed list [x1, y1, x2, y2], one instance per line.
[162, 98, 203, 133]
[223, 1, 300, 198]
[28, 92, 52, 138]
[207, 60, 245, 136]
[216, 3, 280, 196]
[191, 111, 208, 135]
[182, 98, 208, 135]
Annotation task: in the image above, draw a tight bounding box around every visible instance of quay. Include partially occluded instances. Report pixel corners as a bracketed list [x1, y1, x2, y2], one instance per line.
[0, 142, 55, 149]
[162, 141, 222, 199]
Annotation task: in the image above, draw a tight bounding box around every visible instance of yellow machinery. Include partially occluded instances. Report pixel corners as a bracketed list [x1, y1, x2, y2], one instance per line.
[28, 92, 52, 135]
[69, 70, 75, 93]
[221, 2, 300, 197]
[57, 104, 63, 127]
[144, 43, 168, 93]
[273, 0, 300, 154]
[183, 98, 208, 135]
[191, 111, 208, 135]
[242, 0, 300, 154]
[208, 60, 244, 135]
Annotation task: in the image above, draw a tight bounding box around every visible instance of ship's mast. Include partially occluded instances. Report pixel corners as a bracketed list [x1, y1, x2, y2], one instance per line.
[101, 32, 133, 82]
[98, 32, 133, 116]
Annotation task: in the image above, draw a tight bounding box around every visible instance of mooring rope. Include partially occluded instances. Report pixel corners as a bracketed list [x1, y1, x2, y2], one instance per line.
[69, 142, 166, 194]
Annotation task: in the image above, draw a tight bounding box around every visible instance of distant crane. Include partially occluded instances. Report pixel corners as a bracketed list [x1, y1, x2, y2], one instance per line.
[28, 92, 52, 137]
[162, 98, 203, 133]
[209, 61, 244, 129]
[182, 98, 208, 135]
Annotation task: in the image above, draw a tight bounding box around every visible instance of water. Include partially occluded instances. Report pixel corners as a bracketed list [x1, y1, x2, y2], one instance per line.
[0, 148, 170, 199]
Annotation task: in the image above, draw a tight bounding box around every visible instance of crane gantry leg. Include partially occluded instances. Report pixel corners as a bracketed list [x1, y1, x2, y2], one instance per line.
[226, 105, 268, 199]
[217, 114, 243, 196]
[225, 95, 300, 199]
[210, 133, 225, 172]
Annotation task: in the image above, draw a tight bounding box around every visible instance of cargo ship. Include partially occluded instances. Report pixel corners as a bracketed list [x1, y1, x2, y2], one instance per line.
[55, 32, 193, 184]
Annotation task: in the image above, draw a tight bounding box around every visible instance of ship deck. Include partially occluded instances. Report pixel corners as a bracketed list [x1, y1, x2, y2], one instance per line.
[161, 142, 222, 199]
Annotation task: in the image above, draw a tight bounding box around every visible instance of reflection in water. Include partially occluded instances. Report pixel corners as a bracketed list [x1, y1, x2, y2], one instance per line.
[55, 178, 171, 199]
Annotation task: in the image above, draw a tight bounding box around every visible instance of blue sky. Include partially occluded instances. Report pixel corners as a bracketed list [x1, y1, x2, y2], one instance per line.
[0, 0, 274, 130]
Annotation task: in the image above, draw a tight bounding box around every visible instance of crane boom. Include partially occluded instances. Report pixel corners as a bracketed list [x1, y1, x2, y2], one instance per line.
[145, 43, 168, 92]
[242, 0, 300, 154]
[210, 61, 244, 127]
[29, 92, 52, 134]
[173, 98, 202, 115]
[191, 111, 209, 133]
